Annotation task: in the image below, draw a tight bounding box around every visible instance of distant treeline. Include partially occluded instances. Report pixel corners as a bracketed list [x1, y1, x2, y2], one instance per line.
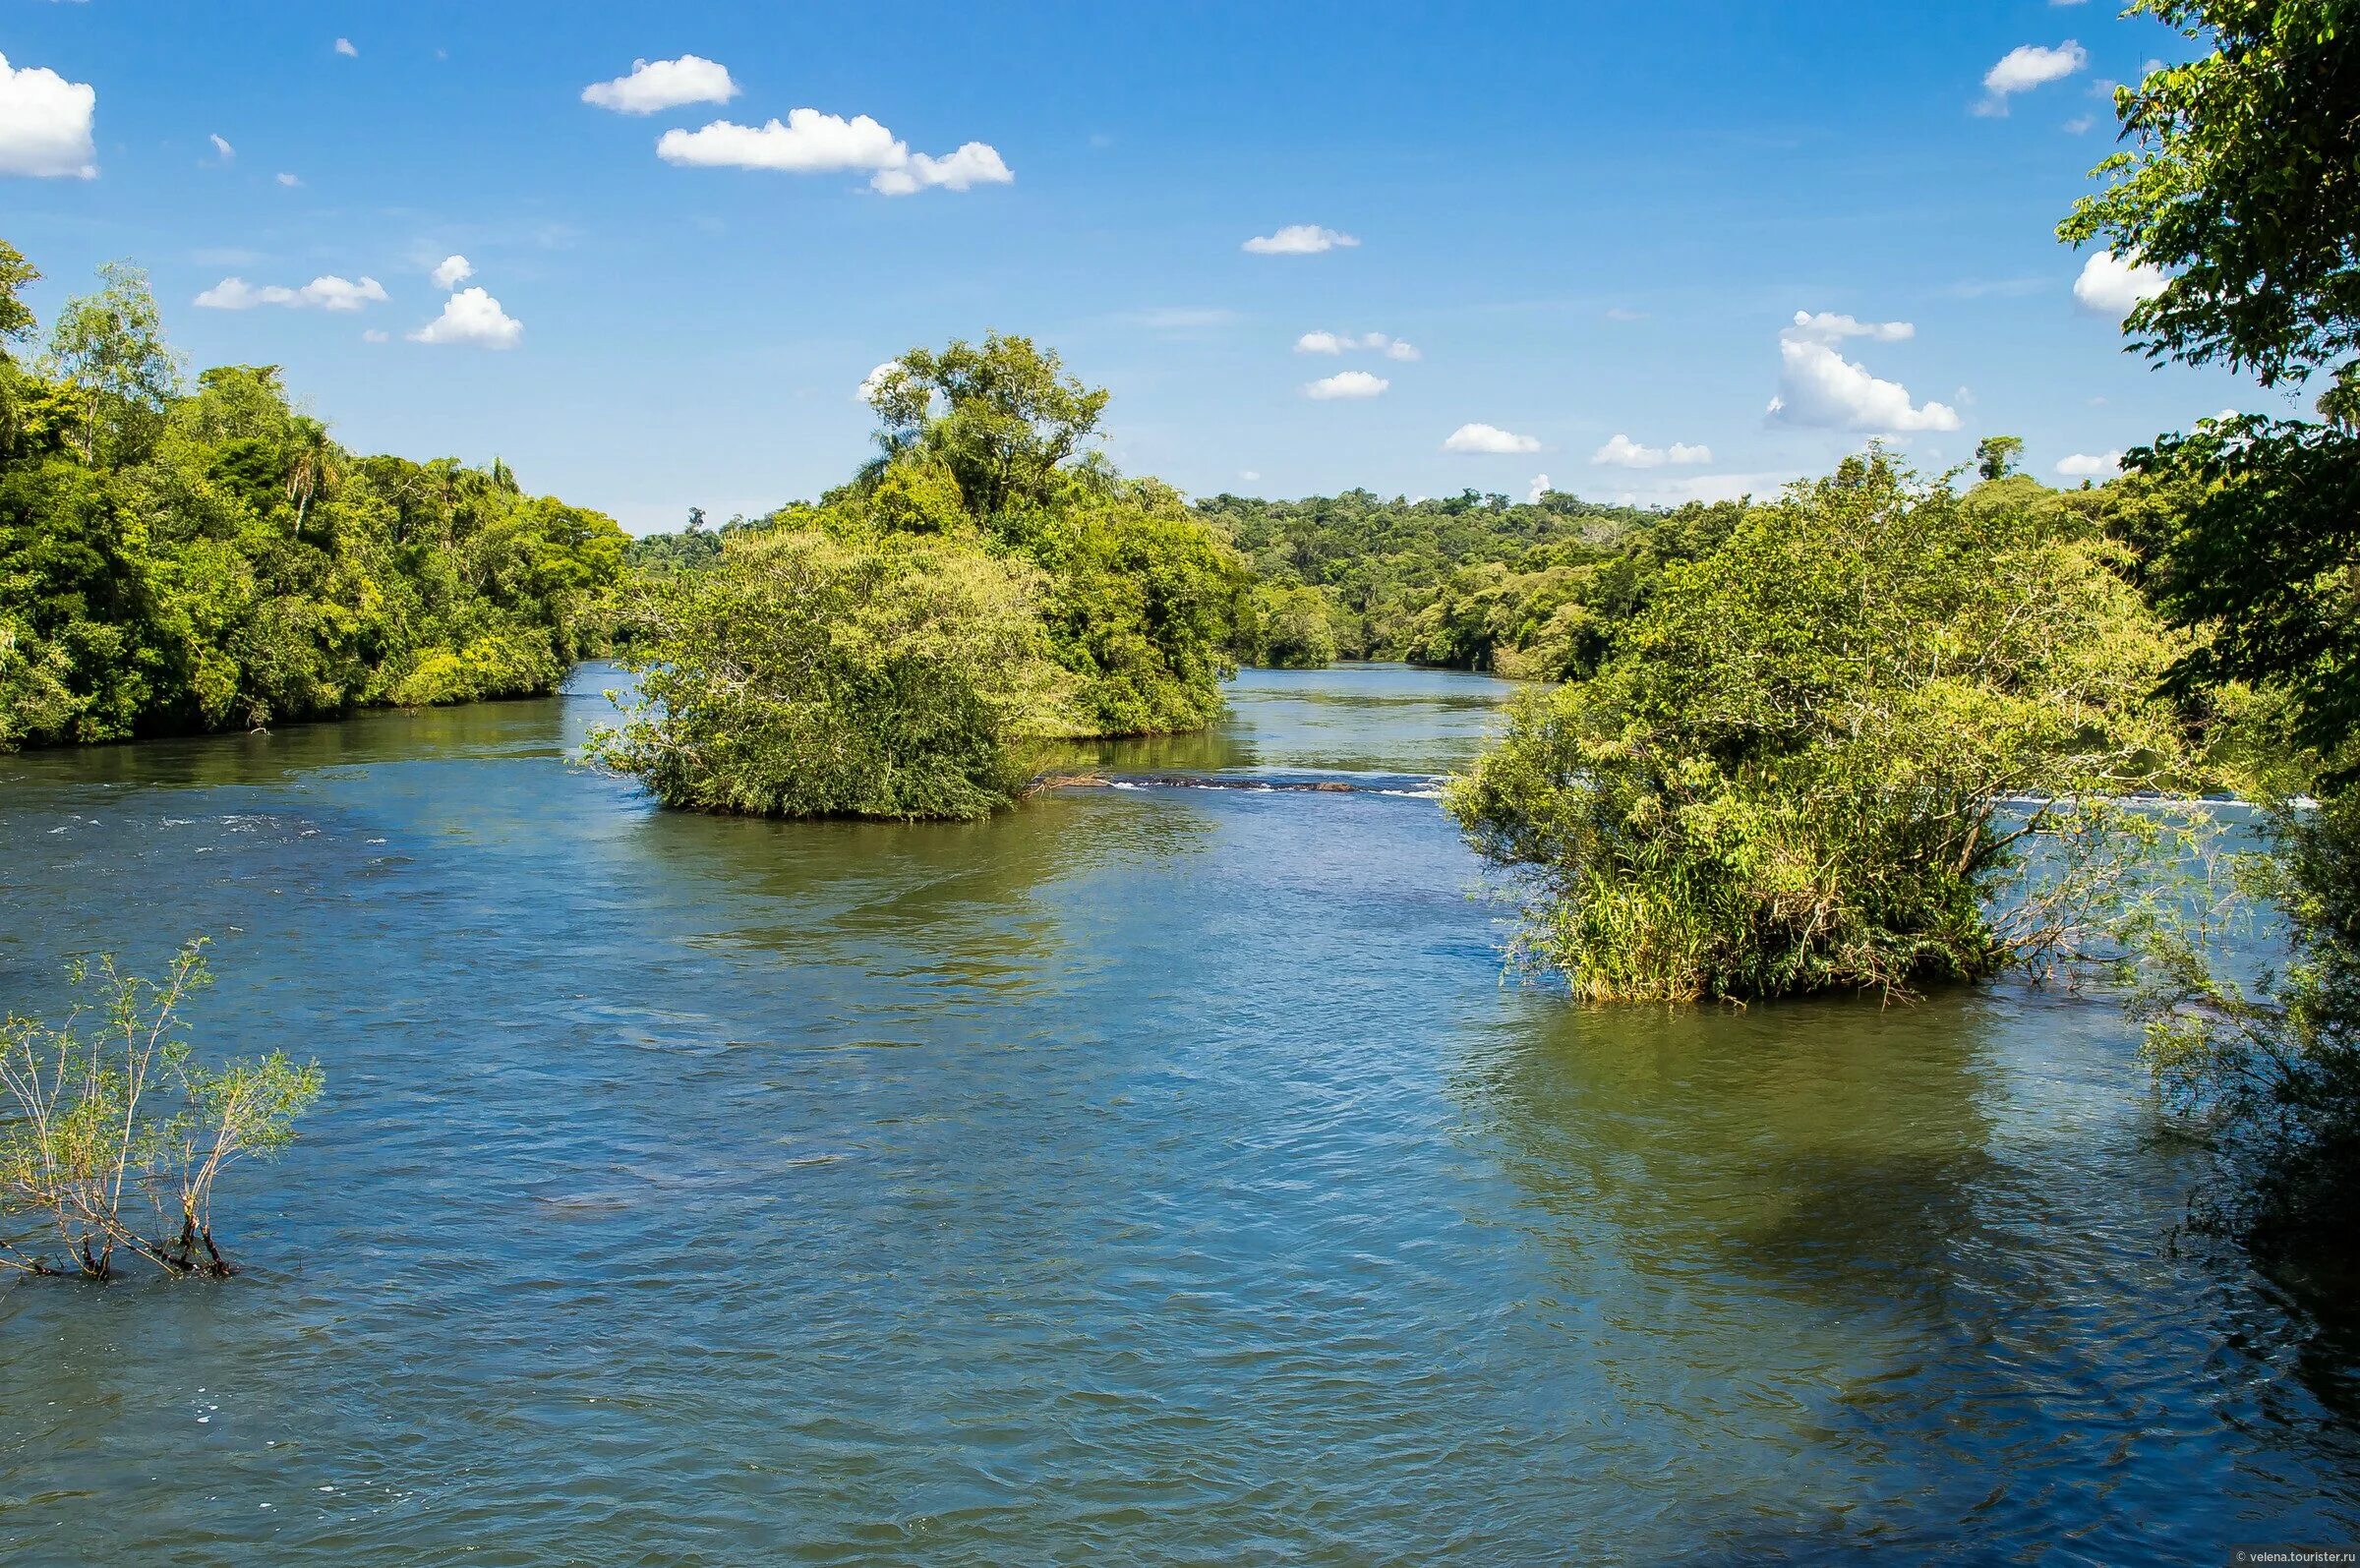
[1197, 488, 1741, 677]
[0, 243, 625, 750]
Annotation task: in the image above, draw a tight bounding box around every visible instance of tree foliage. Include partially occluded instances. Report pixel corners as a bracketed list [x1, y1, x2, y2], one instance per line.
[592, 530, 1075, 821]
[2059, 4, 2360, 1260]
[2059, 0, 2360, 391]
[599, 335, 1250, 818]
[1447, 454, 2194, 1002]
[1197, 487, 1737, 673]
[0, 243, 627, 750]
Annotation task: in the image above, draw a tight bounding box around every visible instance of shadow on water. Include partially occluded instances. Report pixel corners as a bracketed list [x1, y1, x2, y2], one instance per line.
[1452, 986, 2360, 1559]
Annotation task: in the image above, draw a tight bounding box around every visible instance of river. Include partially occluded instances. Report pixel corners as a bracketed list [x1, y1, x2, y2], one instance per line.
[1, 664, 2355, 1563]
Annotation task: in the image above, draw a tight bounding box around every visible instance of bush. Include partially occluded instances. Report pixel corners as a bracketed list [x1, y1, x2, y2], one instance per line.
[591, 530, 1077, 821]
[1446, 452, 2195, 1002]
[0, 941, 322, 1280]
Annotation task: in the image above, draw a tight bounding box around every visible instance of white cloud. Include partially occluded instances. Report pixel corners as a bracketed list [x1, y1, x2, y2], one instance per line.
[194, 274, 389, 312]
[581, 55, 738, 115]
[1977, 41, 2087, 113]
[1526, 474, 1551, 503]
[208, 133, 234, 163]
[0, 51, 97, 179]
[334, 37, 358, 58]
[1295, 329, 1417, 360]
[872, 142, 1011, 195]
[1243, 225, 1358, 256]
[431, 254, 473, 290]
[409, 287, 522, 348]
[1443, 423, 1541, 454]
[2073, 249, 2168, 319]
[1239, 470, 1261, 483]
[1766, 316, 1960, 434]
[362, 328, 389, 344]
[1786, 310, 1914, 344]
[2065, 115, 2095, 134]
[2055, 450, 2122, 478]
[1591, 433, 1713, 468]
[656, 110, 1011, 196]
[856, 360, 901, 401]
[1604, 307, 1648, 322]
[276, 171, 301, 187]
[1304, 370, 1388, 400]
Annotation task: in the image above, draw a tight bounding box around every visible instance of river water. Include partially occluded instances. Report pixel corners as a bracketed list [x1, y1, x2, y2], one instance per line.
[1, 665, 2354, 1563]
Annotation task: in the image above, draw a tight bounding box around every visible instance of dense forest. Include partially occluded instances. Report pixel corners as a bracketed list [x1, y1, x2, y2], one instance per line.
[0, 243, 625, 750]
[590, 334, 1251, 820]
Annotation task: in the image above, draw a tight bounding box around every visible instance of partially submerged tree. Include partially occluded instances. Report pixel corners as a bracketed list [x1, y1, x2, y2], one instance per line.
[1447, 453, 2193, 1002]
[0, 942, 323, 1280]
[591, 530, 1079, 821]
[2057, 0, 2360, 1258]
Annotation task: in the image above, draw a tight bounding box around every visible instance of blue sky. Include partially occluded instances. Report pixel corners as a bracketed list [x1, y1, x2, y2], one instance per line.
[0, 1, 2281, 532]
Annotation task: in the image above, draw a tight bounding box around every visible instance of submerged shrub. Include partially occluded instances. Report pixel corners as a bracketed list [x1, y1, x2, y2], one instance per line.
[0, 941, 322, 1280]
[1446, 452, 2195, 1002]
[591, 529, 1078, 821]
[2130, 791, 2360, 1268]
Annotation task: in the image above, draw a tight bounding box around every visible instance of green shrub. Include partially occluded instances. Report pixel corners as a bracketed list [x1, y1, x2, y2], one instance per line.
[591, 530, 1076, 821]
[1447, 452, 2195, 1002]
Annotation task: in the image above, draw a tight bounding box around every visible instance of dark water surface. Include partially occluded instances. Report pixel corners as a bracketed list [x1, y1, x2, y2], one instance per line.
[1, 665, 2355, 1564]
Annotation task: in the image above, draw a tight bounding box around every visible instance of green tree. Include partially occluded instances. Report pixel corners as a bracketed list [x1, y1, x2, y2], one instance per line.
[2056, 2, 2360, 1257]
[1976, 434, 2025, 482]
[2059, 0, 2360, 394]
[592, 529, 1078, 821]
[0, 942, 322, 1280]
[41, 261, 181, 466]
[0, 240, 37, 355]
[867, 334, 1110, 517]
[1446, 453, 2192, 1002]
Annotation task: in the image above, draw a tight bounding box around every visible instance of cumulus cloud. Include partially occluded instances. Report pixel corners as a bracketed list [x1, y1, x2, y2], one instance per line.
[1786, 310, 1914, 344]
[1295, 329, 1418, 360]
[2055, 450, 2122, 478]
[409, 287, 522, 348]
[0, 51, 97, 178]
[1766, 315, 1959, 434]
[870, 141, 1011, 196]
[207, 134, 234, 163]
[856, 360, 902, 401]
[195, 274, 389, 312]
[1526, 474, 1551, 503]
[334, 37, 358, 58]
[1304, 370, 1388, 400]
[1591, 433, 1713, 468]
[1443, 423, 1541, 454]
[582, 55, 738, 114]
[2073, 249, 2168, 319]
[276, 171, 301, 187]
[656, 109, 1012, 196]
[1243, 225, 1358, 256]
[431, 254, 473, 290]
[1977, 41, 2087, 114]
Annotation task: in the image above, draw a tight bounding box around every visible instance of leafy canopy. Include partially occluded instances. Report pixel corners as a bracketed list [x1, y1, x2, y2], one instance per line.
[2058, 0, 2360, 390]
[1448, 453, 2193, 1002]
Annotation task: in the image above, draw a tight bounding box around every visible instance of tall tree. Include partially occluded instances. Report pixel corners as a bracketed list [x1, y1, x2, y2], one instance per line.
[40, 261, 181, 466]
[866, 334, 1110, 517]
